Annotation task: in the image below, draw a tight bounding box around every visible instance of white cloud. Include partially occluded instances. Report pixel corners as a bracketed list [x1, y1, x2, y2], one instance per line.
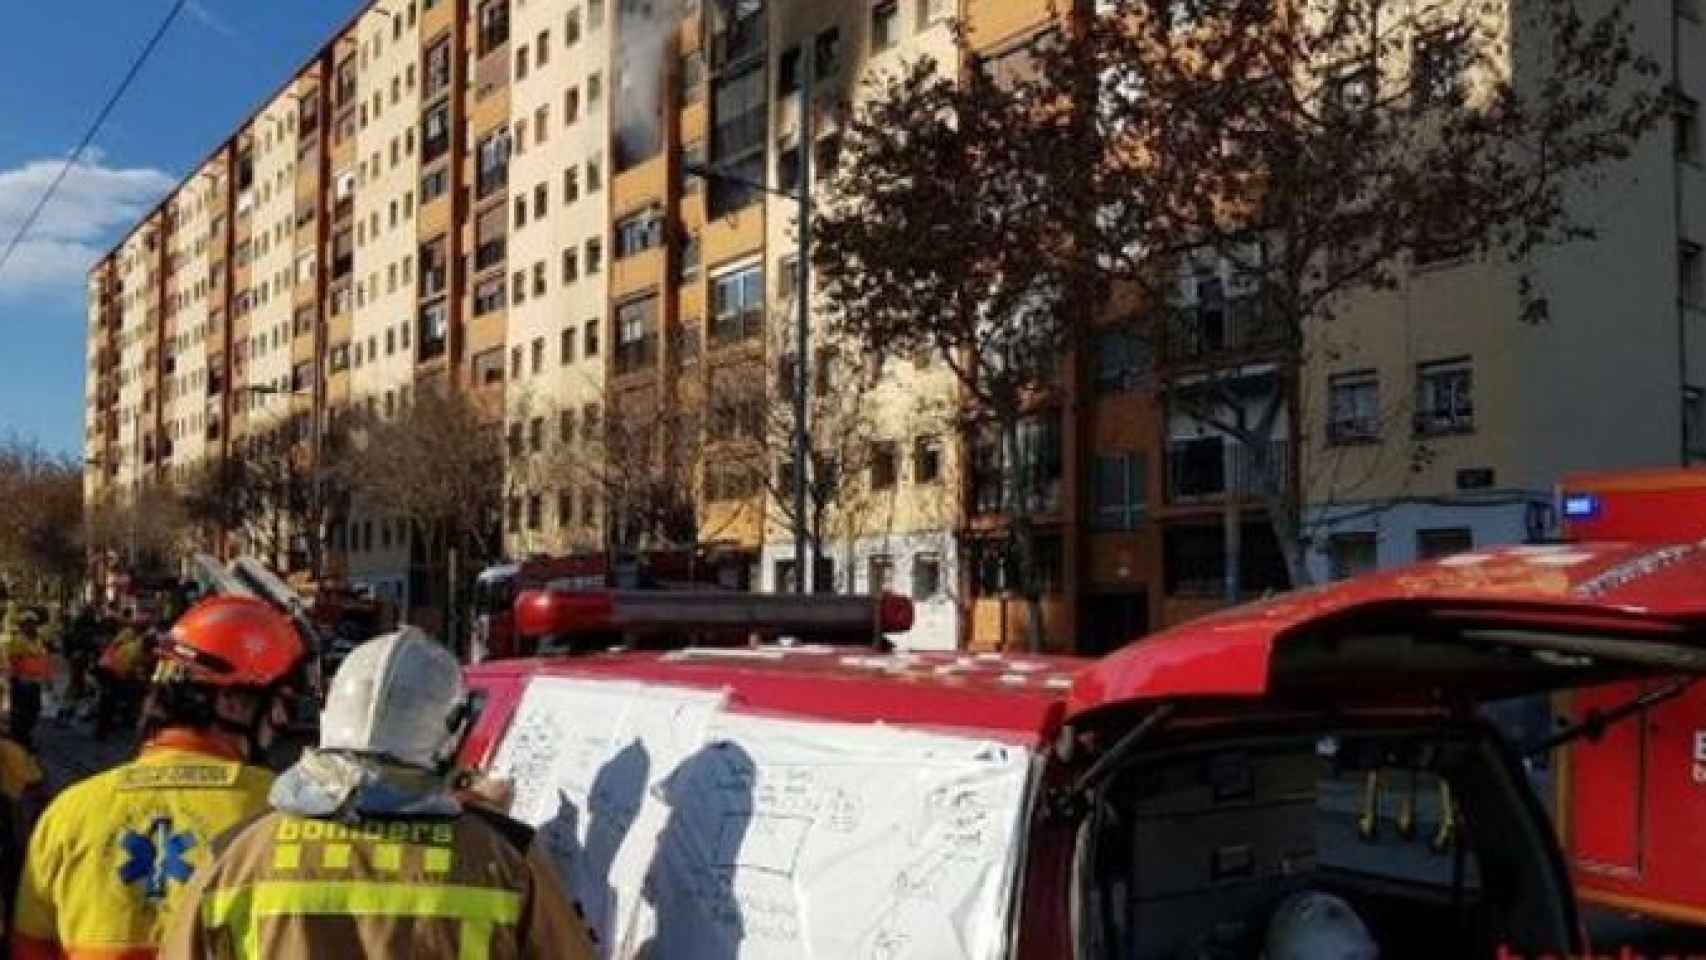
[184, 0, 241, 40]
[0, 150, 176, 300]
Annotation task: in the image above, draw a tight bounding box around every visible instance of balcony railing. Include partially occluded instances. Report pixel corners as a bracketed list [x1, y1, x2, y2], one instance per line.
[1162, 295, 1291, 365]
[614, 334, 658, 375]
[1166, 438, 1290, 502]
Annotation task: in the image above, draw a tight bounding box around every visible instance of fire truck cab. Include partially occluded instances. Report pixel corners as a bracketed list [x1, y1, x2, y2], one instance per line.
[461, 545, 1706, 959]
[1551, 468, 1706, 928]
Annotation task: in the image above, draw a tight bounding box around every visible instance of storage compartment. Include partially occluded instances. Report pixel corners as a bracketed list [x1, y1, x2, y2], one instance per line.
[1081, 723, 1571, 960]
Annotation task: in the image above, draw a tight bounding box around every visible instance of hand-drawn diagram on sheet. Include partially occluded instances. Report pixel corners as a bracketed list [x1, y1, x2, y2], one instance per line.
[490, 676, 1033, 960]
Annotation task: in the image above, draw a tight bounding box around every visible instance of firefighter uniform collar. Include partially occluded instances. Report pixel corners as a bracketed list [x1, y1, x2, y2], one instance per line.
[143, 727, 247, 763]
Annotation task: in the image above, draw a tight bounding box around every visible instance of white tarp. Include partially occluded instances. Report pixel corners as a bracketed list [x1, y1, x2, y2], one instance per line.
[488, 675, 1035, 960]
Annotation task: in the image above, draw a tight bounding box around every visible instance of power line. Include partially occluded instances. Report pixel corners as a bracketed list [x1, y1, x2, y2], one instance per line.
[0, 0, 189, 279]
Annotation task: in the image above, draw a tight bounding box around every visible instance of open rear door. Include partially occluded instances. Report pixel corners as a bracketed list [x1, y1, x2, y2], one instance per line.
[1067, 542, 1706, 724]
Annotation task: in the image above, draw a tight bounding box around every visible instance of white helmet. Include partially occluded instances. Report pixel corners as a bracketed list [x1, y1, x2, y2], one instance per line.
[319, 627, 469, 769]
[1262, 891, 1379, 960]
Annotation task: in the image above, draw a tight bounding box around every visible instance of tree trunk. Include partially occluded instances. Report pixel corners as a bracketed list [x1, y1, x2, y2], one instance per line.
[1263, 489, 1311, 589]
[1223, 484, 1242, 605]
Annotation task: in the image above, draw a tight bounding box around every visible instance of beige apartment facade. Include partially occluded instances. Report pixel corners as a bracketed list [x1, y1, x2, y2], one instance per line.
[1300, 0, 1706, 581]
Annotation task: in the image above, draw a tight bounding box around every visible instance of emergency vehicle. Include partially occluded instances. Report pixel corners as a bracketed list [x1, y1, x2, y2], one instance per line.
[1550, 468, 1706, 928]
[461, 545, 1706, 959]
[470, 549, 736, 661]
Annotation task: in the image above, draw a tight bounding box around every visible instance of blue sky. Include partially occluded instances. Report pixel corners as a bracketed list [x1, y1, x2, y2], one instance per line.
[0, 1, 361, 456]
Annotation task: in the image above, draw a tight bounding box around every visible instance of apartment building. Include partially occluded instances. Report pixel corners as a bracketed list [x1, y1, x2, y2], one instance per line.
[1299, 0, 1706, 582]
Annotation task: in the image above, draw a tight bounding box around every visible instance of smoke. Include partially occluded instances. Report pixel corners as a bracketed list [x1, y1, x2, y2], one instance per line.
[614, 0, 669, 170]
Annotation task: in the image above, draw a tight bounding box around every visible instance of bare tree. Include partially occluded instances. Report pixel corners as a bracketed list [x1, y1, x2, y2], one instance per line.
[335, 386, 504, 639]
[0, 436, 87, 604]
[816, 0, 1664, 617]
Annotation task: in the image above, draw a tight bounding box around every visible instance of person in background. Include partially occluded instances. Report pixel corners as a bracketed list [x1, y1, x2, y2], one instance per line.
[12, 595, 306, 960]
[161, 628, 593, 960]
[95, 618, 147, 739]
[3, 612, 50, 751]
[0, 678, 48, 956]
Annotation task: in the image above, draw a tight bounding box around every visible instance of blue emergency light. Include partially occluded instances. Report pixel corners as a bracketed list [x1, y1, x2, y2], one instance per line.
[1561, 493, 1600, 520]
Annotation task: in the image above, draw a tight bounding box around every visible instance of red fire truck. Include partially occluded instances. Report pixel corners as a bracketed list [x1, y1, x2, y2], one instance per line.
[469, 549, 734, 661]
[1550, 468, 1706, 927]
[459, 544, 1706, 958]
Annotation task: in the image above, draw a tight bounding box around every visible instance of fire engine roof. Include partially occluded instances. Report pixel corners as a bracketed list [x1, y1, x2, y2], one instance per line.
[469, 646, 1088, 744]
[1070, 540, 1706, 720]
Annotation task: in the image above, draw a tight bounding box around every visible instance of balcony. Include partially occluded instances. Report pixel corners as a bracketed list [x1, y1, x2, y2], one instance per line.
[614, 333, 659, 376]
[1166, 438, 1290, 503]
[1162, 294, 1290, 366]
[474, 239, 506, 273]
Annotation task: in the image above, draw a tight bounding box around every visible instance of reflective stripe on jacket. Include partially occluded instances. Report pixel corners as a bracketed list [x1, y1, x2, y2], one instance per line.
[160, 810, 595, 960]
[11, 731, 272, 960]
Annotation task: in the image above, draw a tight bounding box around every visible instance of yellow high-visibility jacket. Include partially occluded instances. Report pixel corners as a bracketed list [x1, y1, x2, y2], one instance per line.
[12, 730, 273, 960]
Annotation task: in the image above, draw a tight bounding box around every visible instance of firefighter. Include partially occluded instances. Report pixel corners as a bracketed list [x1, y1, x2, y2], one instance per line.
[162, 628, 594, 960]
[12, 595, 306, 960]
[4, 611, 51, 750]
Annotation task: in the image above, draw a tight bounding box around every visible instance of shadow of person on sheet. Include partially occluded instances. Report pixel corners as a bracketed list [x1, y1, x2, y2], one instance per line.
[543, 738, 651, 955]
[637, 740, 758, 960]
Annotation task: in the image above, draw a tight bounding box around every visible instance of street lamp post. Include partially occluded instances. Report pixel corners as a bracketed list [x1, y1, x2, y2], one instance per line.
[685, 42, 815, 595]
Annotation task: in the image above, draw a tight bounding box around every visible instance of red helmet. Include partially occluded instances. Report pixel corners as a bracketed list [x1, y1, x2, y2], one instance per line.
[160, 595, 307, 688]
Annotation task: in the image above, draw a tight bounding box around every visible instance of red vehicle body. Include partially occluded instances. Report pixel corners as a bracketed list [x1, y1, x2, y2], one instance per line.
[1553, 468, 1706, 927]
[460, 543, 1706, 959]
[470, 549, 730, 661]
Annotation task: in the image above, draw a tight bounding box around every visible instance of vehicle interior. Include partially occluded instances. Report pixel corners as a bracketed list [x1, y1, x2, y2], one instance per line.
[1077, 718, 1576, 960]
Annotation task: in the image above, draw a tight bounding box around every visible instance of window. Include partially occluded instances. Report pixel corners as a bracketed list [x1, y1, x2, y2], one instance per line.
[778, 254, 800, 300]
[535, 106, 549, 145]
[867, 555, 894, 593]
[479, 0, 510, 55]
[585, 317, 601, 356]
[420, 238, 448, 296]
[564, 166, 580, 202]
[533, 261, 546, 297]
[614, 208, 665, 258]
[1091, 453, 1147, 532]
[777, 138, 801, 192]
[1093, 327, 1151, 394]
[586, 237, 603, 273]
[870, 441, 898, 490]
[537, 30, 551, 65]
[566, 8, 583, 45]
[1413, 32, 1465, 109]
[421, 165, 450, 202]
[531, 336, 545, 375]
[514, 120, 528, 156]
[1328, 532, 1377, 581]
[1414, 358, 1474, 435]
[778, 46, 802, 96]
[815, 27, 841, 78]
[1327, 370, 1380, 443]
[1417, 528, 1473, 561]
[561, 326, 577, 364]
[1683, 240, 1704, 305]
[476, 130, 511, 199]
[512, 270, 527, 306]
[529, 415, 544, 451]
[472, 346, 505, 385]
[526, 494, 542, 531]
[475, 205, 507, 272]
[710, 63, 766, 214]
[914, 436, 942, 484]
[511, 346, 523, 379]
[680, 50, 705, 104]
[1679, 94, 1702, 164]
[678, 229, 701, 279]
[872, 2, 898, 52]
[419, 300, 449, 360]
[559, 407, 576, 443]
[534, 182, 548, 218]
[562, 247, 579, 284]
[911, 553, 942, 599]
[588, 72, 603, 104]
[710, 264, 764, 343]
[565, 86, 581, 124]
[681, 142, 704, 193]
[587, 153, 603, 190]
[422, 101, 451, 163]
[514, 196, 529, 229]
[589, 0, 604, 27]
[425, 37, 452, 98]
[558, 489, 575, 527]
[583, 403, 601, 443]
[615, 295, 659, 374]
